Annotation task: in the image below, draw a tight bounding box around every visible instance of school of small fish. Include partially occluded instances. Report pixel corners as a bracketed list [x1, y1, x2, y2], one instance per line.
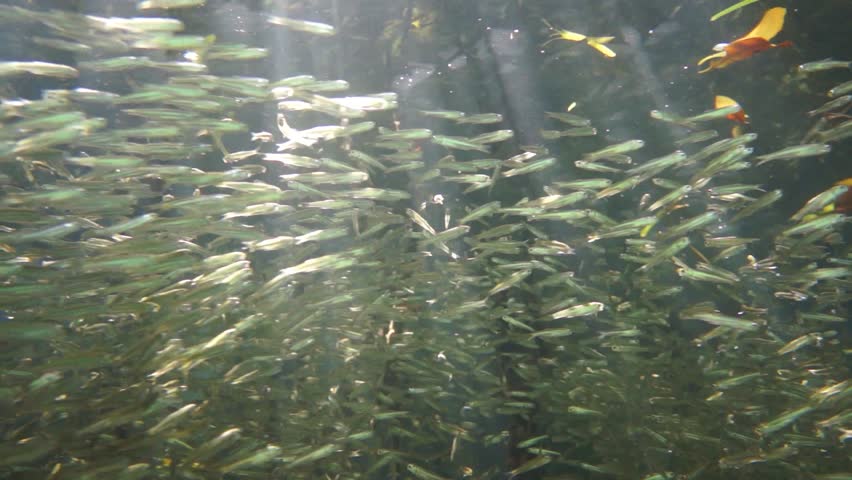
[0, 2, 849, 480]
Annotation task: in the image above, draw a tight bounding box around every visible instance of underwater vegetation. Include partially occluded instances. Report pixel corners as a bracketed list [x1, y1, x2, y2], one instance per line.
[697, 6, 792, 73]
[0, 1, 849, 479]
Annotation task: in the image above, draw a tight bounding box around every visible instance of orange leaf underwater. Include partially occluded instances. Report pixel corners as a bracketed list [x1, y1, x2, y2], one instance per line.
[832, 178, 852, 213]
[698, 7, 792, 73]
[714, 95, 749, 124]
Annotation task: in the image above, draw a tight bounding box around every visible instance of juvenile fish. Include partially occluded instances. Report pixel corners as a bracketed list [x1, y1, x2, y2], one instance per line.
[790, 184, 849, 221]
[432, 135, 489, 153]
[756, 406, 815, 436]
[0, 221, 81, 244]
[0, 61, 78, 79]
[681, 311, 760, 331]
[551, 301, 604, 319]
[101, 213, 159, 234]
[554, 178, 612, 190]
[79, 56, 154, 72]
[189, 428, 242, 462]
[488, 269, 531, 296]
[648, 185, 692, 212]
[459, 201, 501, 224]
[287, 443, 338, 469]
[637, 237, 690, 272]
[755, 143, 831, 165]
[690, 133, 758, 164]
[808, 95, 852, 117]
[147, 404, 198, 435]
[817, 119, 852, 143]
[268, 15, 336, 36]
[715, 372, 763, 390]
[730, 189, 782, 222]
[443, 175, 490, 186]
[677, 265, 739, 285]
[675, 129, 718, 146]
[376, 128, 432, 141]
[420, 225, 470, 246]
[516, 435, 549, 448]
[14, 111, 86, 132]
[518, 191, 588, 209]
[650, 109, 696, 128]
[279, 171, 368, 185]
[545, 111, 592, 126]
[780, 213, 846, 237]
[798, 59, 851, 73]
[583, 139, 645, 160]
[589, 216, 657, 242]
[419, 110, 465, 120]
[531, 328, 575, 339]
[503, 157, 555, 177]
[220, 445, 282, 473]
[407, 463, 449, 480]
[530, 210, 587, 221]
[595, 175, 646, 199]
[659, 211, 719, 240]
[626, 150, 687, 176]
[470, 129, 514, 144]
[138, 0, 205, 9]
[541, 127, 597, 139]
[684, 104, 741, 124]
[68, 156, 146, 169]
[691, 145, 753, 186]
[133, 34, 210, 50]
[575, 160, 621, 173]
[508, 456, 552, 478]
[777, 333, 822, 355]
[456, 113, 503, 124]
[828, 79, 852, 98]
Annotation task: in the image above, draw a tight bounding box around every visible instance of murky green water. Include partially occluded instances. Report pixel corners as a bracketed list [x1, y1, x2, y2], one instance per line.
[0, 1, 850, 479]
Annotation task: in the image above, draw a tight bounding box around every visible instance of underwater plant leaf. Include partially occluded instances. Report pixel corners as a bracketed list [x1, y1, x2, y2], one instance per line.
[740, 7, 786, 41]
[715, 95, 749, 123]
[710, 0, 760, 22]
[587, 39, 616, 58]
[714, 95, 738, 110]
